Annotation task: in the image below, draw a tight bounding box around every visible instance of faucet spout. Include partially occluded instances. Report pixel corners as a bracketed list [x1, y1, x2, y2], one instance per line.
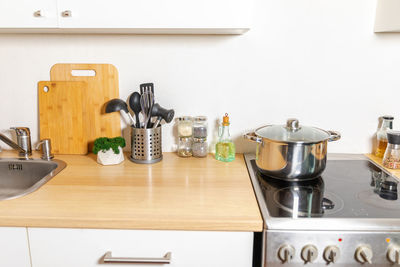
[0, 133, 29, 157]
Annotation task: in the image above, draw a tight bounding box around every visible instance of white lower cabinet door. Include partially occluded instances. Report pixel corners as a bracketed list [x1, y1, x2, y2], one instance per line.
[0, 227, 31, 267]
[28, 228, 253, 267]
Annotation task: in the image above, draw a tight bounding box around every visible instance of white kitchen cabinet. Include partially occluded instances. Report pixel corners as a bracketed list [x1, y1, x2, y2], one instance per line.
[0, 0, 58, 29]
[28, 228, 253, 267]
[0, 0, 252, 34]
[375, 0, 400, 32]
[0, 227, 31, 267]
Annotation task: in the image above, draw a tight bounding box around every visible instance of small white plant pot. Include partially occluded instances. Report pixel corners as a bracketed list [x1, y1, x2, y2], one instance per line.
[97, 147, 124, 166]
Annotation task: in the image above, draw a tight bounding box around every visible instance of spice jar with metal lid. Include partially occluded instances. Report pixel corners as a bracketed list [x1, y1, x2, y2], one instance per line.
[383, 131, 400, 169]
[177, 116, 193, 137]
[177, 117, 193, 157]
[193, 116, 208, 138]
[192, 116, 208, 158]
[178, 137, 193, 157]
[192, 137, 208, 158]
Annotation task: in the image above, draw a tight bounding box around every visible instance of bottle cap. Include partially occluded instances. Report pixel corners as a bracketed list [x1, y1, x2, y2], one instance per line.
[388, 131, 400, 145]
[383, 115, 394, 120]
[222, 113, 230, 126]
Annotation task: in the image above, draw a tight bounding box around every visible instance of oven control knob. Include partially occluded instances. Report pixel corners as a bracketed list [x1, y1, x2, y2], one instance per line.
[278, 244, 295, 263]
[355, 246, 373, 264]
[387, 246, 400, 264]
[324, 246, 340, 263]
[301, 245, 318, 263]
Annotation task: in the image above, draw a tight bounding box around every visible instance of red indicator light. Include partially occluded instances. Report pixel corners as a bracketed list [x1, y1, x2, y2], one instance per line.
[338, 238, 343, 242]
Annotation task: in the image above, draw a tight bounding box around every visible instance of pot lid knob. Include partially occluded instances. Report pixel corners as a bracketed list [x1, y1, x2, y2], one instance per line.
[286, 118, 300, 132]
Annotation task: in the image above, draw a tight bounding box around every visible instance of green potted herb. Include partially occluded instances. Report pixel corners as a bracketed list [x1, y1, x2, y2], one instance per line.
[93, 137, 126, 165]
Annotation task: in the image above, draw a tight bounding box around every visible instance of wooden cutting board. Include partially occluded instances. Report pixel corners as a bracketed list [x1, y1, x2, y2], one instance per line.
[50, 64, 121, 151]
[38, 81, 88, 154]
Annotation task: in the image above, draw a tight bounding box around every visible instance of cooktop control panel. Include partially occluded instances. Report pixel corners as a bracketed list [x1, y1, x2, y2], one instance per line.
[266, 230, 400, 266]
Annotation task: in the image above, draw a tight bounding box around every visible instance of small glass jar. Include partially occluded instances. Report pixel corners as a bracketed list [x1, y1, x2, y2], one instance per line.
[177, 117, 193, 138]
[193, 116, 208, 139]
[383, 131, 400, 169]
[192, 137, 208, 158]
[178, 137, 193, 157]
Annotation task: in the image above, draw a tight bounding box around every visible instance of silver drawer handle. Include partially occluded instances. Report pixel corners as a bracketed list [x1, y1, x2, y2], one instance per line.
[103, 251, 171, 264]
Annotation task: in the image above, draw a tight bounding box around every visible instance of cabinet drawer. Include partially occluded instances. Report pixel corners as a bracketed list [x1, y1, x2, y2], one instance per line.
[28, 228, 253, 267]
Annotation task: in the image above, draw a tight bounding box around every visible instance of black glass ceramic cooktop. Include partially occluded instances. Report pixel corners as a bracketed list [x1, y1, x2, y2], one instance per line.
[251, 160, 400, 219]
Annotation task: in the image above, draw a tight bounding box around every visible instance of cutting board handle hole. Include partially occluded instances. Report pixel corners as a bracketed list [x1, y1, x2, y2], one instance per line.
[43, 86, 49, 93]
[71, 69, 96, 77]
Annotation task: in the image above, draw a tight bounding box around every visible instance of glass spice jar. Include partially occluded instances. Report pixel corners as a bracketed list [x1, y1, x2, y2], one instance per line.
[192, 116, 208, 158]
[383, 131, 400, 169]
[177, 116, 193, 137]
[192, 137, 208, 158]
[193, 116, 208, 138]
[178, 137, 193, 157]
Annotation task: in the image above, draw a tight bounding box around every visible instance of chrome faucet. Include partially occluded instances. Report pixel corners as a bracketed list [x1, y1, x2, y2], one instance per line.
[0, 127, 32, 158]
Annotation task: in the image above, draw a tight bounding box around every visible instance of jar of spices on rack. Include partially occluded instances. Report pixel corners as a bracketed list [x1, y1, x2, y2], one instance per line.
[177, 116, 193, 157]
[383, 131, 400, 169]
[192, 116, 208, 158]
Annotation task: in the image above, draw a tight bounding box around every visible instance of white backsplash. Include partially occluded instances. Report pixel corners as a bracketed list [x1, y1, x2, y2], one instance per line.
[0, 0, 399, 154]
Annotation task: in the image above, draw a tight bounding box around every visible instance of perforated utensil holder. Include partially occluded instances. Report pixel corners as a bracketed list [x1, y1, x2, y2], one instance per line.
[130, 126, 162, 164]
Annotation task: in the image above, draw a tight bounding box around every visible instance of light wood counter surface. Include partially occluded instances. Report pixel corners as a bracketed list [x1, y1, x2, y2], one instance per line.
[366, 153, 400, 178]
[0, 151, 263, 232]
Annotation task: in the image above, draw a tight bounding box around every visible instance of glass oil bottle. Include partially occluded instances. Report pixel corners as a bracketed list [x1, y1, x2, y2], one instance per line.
[215, 113, 235, 162]
[375, 115, 394, 158]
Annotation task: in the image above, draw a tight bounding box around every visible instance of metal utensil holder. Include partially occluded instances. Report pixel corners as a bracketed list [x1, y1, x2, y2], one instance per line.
[130, 126, 162, 164]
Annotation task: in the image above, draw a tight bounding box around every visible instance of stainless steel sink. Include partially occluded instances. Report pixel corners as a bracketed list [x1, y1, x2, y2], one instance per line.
[0, 158, 66, 200]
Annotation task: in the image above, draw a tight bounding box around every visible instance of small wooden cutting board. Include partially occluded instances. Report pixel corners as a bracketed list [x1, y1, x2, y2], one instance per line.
[38, 81, 88, 154]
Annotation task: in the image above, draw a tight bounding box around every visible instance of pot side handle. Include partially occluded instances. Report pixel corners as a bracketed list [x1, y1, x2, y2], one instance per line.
[243, 132, 262, 143]
[327, 131, 341, 142]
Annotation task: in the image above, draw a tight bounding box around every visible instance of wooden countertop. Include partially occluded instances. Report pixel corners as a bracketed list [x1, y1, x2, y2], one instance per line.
[366, 153, 400, 179]
[0, 151, 263, 232]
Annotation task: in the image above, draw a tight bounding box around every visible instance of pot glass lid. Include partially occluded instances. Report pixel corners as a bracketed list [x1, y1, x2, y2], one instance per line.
[255, 119, 330, 143]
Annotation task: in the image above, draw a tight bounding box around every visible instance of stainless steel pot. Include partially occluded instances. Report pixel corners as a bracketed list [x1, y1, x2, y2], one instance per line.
[244, 119, 341, 180]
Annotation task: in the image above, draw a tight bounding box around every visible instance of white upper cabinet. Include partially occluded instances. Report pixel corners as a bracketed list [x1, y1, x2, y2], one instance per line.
[0, 0, 252, 34]
[0, 0, 58, 28]
[375, 0, 400, 32]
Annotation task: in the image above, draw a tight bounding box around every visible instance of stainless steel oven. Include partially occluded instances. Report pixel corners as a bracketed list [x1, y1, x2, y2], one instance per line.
[245, 154, 400, 266]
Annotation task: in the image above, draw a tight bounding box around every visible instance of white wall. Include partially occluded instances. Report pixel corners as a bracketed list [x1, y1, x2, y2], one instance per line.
[0, 0, 399, 154]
